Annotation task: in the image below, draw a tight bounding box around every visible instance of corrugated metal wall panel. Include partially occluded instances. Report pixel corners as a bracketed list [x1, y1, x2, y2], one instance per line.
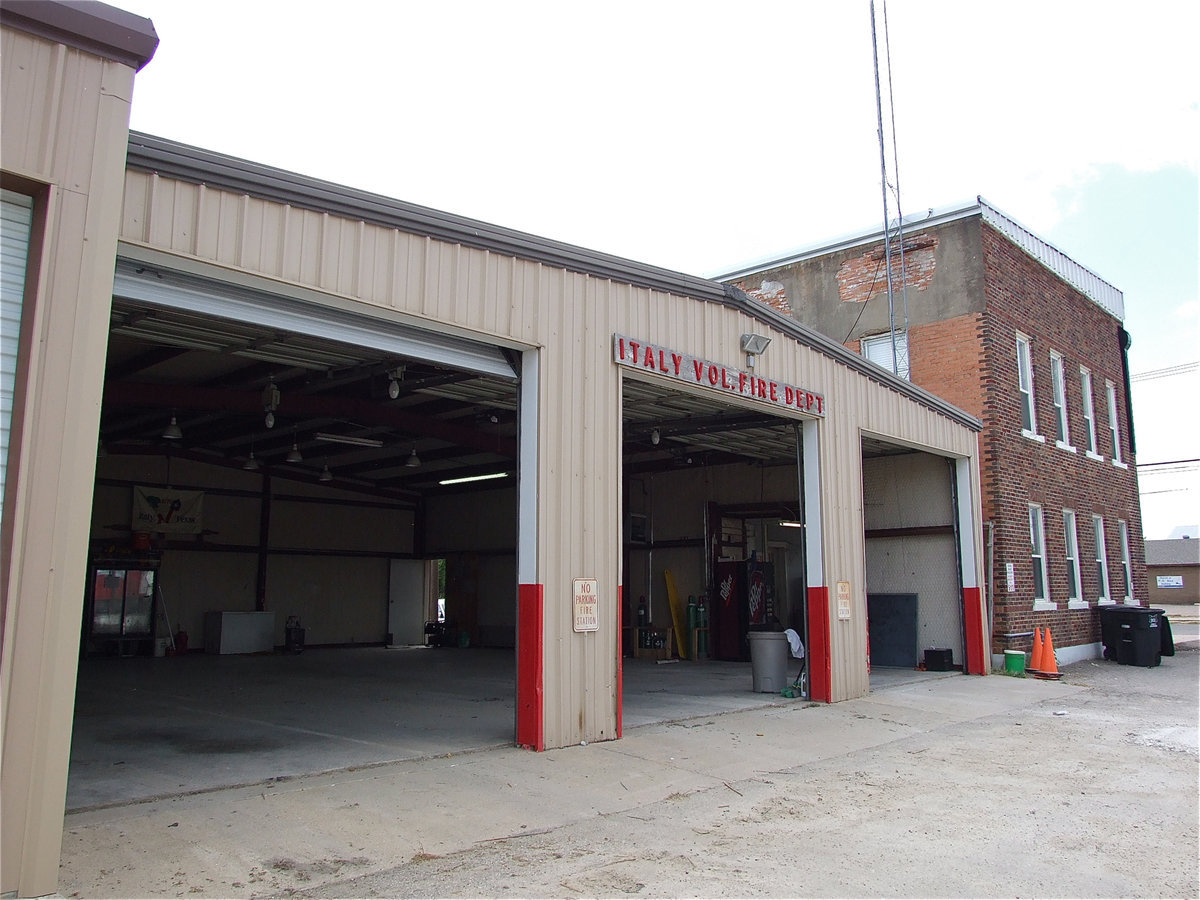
[2, 24, 141, 894]
[2, 34, 115, 186]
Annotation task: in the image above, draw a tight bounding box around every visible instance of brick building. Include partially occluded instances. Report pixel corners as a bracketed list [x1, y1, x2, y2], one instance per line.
[719, 198, 1146, 665]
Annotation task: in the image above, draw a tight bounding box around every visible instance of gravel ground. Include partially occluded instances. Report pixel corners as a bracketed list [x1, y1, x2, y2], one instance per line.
[302, 649, 1199, 899]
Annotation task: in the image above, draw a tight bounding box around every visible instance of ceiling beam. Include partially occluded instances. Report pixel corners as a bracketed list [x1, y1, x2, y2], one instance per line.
[104, 380, 517, 456]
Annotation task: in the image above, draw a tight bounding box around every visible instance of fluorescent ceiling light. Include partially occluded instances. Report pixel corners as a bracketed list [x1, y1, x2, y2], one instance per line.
[779, 520, 804, 528]
[314, 432, 384, 448]
[438, 472, 509, 486]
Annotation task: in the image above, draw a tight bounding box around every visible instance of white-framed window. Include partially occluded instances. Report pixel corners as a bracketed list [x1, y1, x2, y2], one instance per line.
[1050, 351, 1072, 448]
[1016, 333, 1038, 436]
[1118, 520, 1134, 602]
[861, 331, 910, 381]
[1080, 367, 1100, 458]
[1092, 514, 1112, 604]
[1063, 509, 1084, 606]
[1029, 503, 1050, 606]
[1106, 381, 1124, 465]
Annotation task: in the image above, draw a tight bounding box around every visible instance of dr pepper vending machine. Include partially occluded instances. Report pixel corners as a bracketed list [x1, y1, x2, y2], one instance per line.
[710, 558, 775, 661]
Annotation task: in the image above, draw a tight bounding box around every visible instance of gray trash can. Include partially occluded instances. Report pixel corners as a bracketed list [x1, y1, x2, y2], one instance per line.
[748, 631, 789, 693]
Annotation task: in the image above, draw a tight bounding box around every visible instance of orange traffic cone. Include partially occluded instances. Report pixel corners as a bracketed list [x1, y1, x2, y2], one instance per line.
[1030, 627, 1044, 672]
[1041, 628, 1059, 675]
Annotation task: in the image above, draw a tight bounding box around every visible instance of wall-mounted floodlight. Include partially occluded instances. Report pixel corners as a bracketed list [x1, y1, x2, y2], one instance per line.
[741, 333, 772, 369]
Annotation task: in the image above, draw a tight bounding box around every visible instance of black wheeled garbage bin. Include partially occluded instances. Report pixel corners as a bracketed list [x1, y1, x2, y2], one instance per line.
[1100, 606, 1165, 667]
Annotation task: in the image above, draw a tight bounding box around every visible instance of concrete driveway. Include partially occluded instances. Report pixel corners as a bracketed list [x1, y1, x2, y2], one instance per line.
[58, 645, 1197, 898]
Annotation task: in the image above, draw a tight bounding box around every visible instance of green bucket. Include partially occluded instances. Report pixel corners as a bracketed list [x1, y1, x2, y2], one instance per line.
[1004, 649, 1026, 675]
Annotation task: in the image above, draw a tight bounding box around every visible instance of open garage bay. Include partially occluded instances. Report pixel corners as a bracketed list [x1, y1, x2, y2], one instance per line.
[65, 647, 857, 811]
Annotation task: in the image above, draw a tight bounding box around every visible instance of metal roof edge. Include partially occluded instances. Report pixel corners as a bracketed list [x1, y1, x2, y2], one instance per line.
[125, 132, 725, 303]
[975, 196, 1125, 320]
[123, 133, 980, 434]
[1, 0, 158, 71]
[709, 199, 985, 280]
[712, 194, 1125, 321]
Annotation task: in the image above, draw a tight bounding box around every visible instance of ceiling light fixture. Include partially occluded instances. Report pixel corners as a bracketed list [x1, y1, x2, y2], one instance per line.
[319, 464, 333, 482]
[162, 415, 183, 440]
[314, 432, 384, 448]
[650, 428, 661, 446]
[779, 520, 805, 528]
[262, 377, 280, 428]
[438, 472, 508, 486]
[405, 448, 421, 468]
[286, 440, 303, 463]
[387, 366, 404, 400]
[243, 450, 260, 471]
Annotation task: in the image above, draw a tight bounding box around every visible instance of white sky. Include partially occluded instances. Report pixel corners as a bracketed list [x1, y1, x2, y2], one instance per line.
[120, 0, 1200, 537]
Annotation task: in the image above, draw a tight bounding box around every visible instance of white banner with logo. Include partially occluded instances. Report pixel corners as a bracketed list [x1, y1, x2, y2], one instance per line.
[132, 486, 204, 534]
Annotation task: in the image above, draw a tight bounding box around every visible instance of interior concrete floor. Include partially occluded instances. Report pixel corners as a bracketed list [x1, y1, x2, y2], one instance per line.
[66, 646, 956, 811]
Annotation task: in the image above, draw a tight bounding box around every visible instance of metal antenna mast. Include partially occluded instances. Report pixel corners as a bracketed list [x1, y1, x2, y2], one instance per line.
[883, 1, 910, 377]
[870, 0, 897, 376]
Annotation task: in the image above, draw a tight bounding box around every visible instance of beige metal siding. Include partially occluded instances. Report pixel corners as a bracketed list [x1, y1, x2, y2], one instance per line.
[117, 171, 983, 736]
[1, 26, 139, 898]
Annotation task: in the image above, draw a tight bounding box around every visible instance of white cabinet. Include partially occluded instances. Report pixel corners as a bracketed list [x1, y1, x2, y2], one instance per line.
[203, 611, 275, 654]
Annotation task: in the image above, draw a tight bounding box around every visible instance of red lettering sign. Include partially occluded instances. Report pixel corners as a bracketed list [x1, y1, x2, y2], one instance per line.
[612, 334, 826, 417]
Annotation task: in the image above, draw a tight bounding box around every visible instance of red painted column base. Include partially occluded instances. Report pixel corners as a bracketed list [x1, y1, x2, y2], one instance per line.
[516, 583, 544, 750]
[807, 586, 832, 703]
[962, 586, 986, 675]
[616, 586, 623, 738]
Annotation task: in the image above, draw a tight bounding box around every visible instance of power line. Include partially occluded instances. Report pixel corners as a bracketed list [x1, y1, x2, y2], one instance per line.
[1131, 361, 1199, 382]
[1138, 458, 1200, 467]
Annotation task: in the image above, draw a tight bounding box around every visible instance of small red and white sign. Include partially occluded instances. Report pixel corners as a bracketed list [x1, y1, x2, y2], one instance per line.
[573, 578, 599, 633]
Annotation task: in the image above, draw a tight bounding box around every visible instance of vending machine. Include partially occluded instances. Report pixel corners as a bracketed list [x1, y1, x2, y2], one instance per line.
[709, 559, 775, 661]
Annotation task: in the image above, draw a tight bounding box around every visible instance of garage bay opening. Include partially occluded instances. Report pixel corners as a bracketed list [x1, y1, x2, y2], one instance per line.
[69, 278, 522, 810]
[621, 374, 811, 724]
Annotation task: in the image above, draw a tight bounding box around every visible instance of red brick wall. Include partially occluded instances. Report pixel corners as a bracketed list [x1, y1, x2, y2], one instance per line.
[741, 279, 793, 315]
[726, 213, 1144, 656]
[836, 234, 939, 304]
[908, 313, 987, 421]
[979, 223, 1146, 654]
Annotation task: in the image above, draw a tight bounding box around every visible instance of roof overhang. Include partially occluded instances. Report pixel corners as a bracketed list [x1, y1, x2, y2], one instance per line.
[0, 0, 158, 71]
[124, 133, 982, 434]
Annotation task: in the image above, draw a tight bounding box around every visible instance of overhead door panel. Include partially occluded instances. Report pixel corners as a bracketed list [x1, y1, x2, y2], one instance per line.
[1, 190, 34, 517]
[111, 258, 516, 380]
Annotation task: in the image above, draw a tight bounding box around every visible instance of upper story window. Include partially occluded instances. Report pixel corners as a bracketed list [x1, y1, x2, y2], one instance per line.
[862, 331, 910, 381]
[1016, 333, 1038, 436]
[1106, 380, 1124, 465]
[1080, 366, 1099, 457]
[1050, 351, 1071, 447]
